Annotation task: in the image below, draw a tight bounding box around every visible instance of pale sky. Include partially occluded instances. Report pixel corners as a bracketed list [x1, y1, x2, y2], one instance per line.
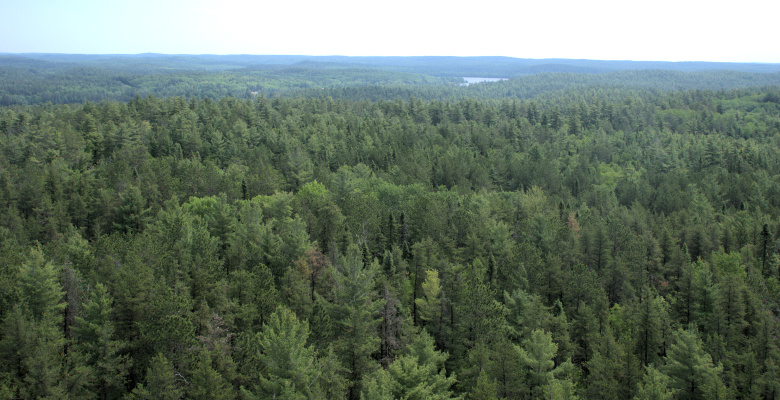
[1, 0, 778, 63]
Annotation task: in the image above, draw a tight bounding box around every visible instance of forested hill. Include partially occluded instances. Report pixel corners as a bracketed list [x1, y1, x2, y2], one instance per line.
[7, 53, 780, 74]
[2, 53, 780, 106]
[1, 81, 780, 398]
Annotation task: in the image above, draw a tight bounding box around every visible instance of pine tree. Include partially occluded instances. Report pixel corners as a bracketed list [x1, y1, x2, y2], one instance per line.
[633, 366, 676, 400]
[586, 326, 624, 400]
[518, 329, 576, 399]
[72, 283, 131, 400]
[242, 306, 319, 399]
[415, 270, 442, 329]
[127, 353, 184, 400]
[661, 328, 725, 400]
[454, 271, 508, 354]
[187, 351, 233, 400]
[8, 247, 69, 399]
[362, 330, 459, 400]
[461, 338, 525, 399]
[633, 286, 668, 367]
[324, 245, 384, 399]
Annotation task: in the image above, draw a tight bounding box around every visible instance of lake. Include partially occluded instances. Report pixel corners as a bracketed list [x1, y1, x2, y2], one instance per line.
[461, 77, 508, 85]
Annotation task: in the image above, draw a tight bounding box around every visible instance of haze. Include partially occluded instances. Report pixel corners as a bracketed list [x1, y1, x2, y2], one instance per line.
[2, 0, 778, 63]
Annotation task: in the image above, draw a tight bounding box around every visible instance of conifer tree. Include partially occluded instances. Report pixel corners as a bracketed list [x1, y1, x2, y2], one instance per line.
[362, 330, 459, 400]
[633, 366, 676, 400]
[242, 306, 319, 399]
[187, 351, 233, 400]
[3, 247, 70, 399]
[633, 286, 669, 367]
[127, 353, 184, 400]
[661, 328, 726, 400]
[415, 270, 442, 329]
[72, 283, 131, 400]
[324, 245, 384, 399]
[519, 329, 575, 399]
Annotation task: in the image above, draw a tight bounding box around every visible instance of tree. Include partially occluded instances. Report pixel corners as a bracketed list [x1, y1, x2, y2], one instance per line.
[127, 353, 184, 400]
[243, 306, 319, 399]
[18, 246, 65, 323]
[362, 330, 459, 400]
[135, 283, 196, 372]
[0, 247, 70, 399]
[112, 185, 151, 235]
[633, 366, 676, 400]
[324, 245, 385, 399]
[519, 329, 575, 399]
[633, 286, 669, 367]
[461, 338, 525, 399]
[187, 351, 233, 400]
[587, 326, 628, 400]
[228, 263, 279, 334]
[661, 327, 726, 400]
[411, 238, 439, 326]
[414, 270, 442, 330]
[454, 270, 508, 355]
[72, 283, 131, 400]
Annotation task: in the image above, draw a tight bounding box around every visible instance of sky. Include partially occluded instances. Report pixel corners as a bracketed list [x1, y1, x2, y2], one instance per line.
[1, 0, 778, 63]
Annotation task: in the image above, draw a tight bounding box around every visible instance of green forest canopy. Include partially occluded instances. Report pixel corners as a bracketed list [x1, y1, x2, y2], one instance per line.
[0, 55, 779, 399]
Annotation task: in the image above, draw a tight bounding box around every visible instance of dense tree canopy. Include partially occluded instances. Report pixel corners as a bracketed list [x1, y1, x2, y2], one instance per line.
[0, 58, 779, 399]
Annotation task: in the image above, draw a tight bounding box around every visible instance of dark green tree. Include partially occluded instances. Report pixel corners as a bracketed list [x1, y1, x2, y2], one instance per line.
[72, 283, 131, 400]
[661, 328, 727, 400]
[127, 353, 184, 400]
[324, 245, 384, 399]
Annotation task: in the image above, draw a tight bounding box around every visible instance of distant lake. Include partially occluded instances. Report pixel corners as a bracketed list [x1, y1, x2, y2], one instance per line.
[461, 77, 508, 85]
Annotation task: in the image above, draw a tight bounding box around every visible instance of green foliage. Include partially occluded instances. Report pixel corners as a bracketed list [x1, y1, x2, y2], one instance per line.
[661, 328, 726, 400]
[362, 330, 459, 400]
[1, 64, 780, 399]
[415, 269, 442, 326]
[519, 329, 576, 399]
[187, 351, 233, 400]
[72, 283, 132, 399]
[18, 246, 65, 322]
[127, 353, 184, 400]
[324, 245, 385, 399]
[254, 306, 319, 398]
[633, 366, 676, 400]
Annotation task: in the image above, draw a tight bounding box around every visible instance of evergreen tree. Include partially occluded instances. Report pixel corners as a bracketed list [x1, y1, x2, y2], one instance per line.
[187, 351, 233, 400]
[127, 353, 184, 400]
[415, 270, 442, 330]
[518, 329, 576, 399]
[362, 330, 459, 400]
[661, 328, 726, 400]
[242, 306, 319, 399]
[72, 283, 131, 400]
[324, 245, 385, 399]
[633, 366, 676, 400]
[633, 286, 669, 367]
[586, 326, 626, 400]
[1, 247, 70, 399]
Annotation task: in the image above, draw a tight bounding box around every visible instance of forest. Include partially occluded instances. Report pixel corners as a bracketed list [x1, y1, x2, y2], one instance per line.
[1, 55, 780, 399]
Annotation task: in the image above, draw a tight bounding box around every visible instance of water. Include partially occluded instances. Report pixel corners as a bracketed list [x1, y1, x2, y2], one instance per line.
[461, 77, 507, 85]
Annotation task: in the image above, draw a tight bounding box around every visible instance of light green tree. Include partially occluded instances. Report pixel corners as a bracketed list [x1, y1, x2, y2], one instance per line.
[633, 366, 675, 400]
[519, 329, 576, 399]
[243, 306, 319, 399]
[362, 330, 459, 400]
[415, 270, 442, 328]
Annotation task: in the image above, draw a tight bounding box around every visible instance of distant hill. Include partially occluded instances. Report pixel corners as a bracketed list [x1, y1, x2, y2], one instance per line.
[3, 53, 780, 76]
[1, 53, 780, 105]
